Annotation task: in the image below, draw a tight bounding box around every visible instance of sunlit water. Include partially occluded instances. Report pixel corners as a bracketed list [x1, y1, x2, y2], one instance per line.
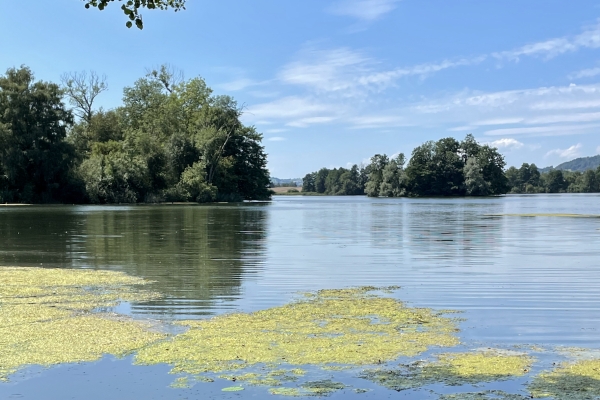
[1, 194, 599, 399]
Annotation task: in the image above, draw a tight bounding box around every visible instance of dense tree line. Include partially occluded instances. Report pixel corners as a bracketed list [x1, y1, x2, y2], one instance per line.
[506, 163, 600, 193]
[0, 66, 271, 204]
[303, 135, 508, 197]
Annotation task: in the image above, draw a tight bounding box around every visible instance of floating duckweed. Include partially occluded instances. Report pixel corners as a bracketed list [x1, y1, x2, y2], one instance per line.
[170, 376, 192, 388]
[221, 386, 244, 391]
[354, 388, 370, 394]
[301, 380, 346, 395]
[529, 358, 600, 399]
[438, 391, 528, 400]
[135, 286, 460, 382]
[267, 381, 346, 397]
[0, 267, 164, 381]
[269, 387, 302, 396]
[362, 350, 533, 391]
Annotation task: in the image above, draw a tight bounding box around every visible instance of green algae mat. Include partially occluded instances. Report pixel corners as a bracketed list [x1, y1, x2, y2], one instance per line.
[2, 266, 600, 398]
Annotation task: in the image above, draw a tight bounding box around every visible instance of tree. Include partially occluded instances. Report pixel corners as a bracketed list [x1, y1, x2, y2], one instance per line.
[314, 168, 329, 193]
[0, 67, 80, 203]
[364, 154, 389, 197]
[302, 173, 316, 192]
[378, 154, 405, 197]
[543, 170, 568, 193]
[404, 139, 464, 196]
[61, 71, 108, 123]
[83, 0, 186, 29]
[464, 157, 490, 196]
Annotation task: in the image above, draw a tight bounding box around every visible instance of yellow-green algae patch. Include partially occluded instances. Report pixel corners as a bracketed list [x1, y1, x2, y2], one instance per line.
[438, 391, 528, 400]
[489, 213, 600, 218]
[529, 358, 600, 399]
[0, 267, 165, 380]
[361, 350, 533, 391]
[135, 287, 460, 385]
[268, 380, 346, 397]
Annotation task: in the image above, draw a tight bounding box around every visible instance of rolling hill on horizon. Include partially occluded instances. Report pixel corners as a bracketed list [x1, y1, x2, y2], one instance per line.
[540, 155, 600, 173]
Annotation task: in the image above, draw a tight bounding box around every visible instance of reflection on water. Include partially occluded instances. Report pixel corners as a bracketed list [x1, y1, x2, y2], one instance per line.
[0, 204, 268, 317]
[1, 195, 600, 398]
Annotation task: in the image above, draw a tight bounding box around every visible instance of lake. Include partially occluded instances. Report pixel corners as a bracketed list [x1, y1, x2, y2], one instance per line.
[1, 194, 599, 399]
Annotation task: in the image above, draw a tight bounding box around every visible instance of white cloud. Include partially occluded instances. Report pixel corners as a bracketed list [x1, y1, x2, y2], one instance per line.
[530, 99, 600, 110]
[473, 118, 525, 126]
[286, 116, 336, 128]
[246, 96, 337, 120]
[569, 66, 600, 80]
[329, 0, 399, 22]
[484, 124, 600, 137]
[267, 137, 286, 142]
[279, 48, 371, 95]
[526, 111, 600, 124]
[449, 126, 475, 132]
[493, 21, 600, 61]
[597, 145, 600, 154]
[489, 138, 524, 150]
[545, 143, 583, 159]
[348, 115, 409, 129]
[279, 47, 484, 97]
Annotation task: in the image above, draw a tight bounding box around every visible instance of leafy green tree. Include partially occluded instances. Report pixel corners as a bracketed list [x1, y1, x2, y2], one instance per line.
[340, 164, 363, 195]
[0, 67, 80, 203]
[379, 154, 405, 197]
[364, 154, 389, 197]
[83, 0, 186, 29]
[314, 168, 329, 193]
[302, 173, 316, 192]
[542, 169, 568, 193]
[476, 145, 509, 195]
[405, 139, 464, 196]
[464, 157, 490, 196]
[78, 141, 150, 203]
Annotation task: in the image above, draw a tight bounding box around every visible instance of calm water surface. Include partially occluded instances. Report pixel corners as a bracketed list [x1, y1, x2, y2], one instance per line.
[1, 194, 599, 399]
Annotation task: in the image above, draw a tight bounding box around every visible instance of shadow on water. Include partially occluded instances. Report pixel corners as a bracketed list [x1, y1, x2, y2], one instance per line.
[0, 204, 269, 318]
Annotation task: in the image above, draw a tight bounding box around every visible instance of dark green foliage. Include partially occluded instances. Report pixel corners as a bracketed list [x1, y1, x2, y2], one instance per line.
[506, 164, 600, 194]
[402, 134, 506, 196]
[0, 67, 81, 203]
[83, 0, 186, 29]
[302, 165, 364, 195]
[302, 173, 316, 192]
[0, 65, 270, 204]
[303, 134, 508, 198]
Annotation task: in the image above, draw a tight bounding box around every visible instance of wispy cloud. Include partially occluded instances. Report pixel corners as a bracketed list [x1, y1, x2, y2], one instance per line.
[484, 124, 600, 137]
[329, 0, 399, 22]
[597, 145, 600, 154]
[247, 96, 337, 121]
[493, 21, 600, 61]
[279, 47, 484, 96]
[267, 137, 286, 142]
[489, 138, 524, 150]
[545, 143, 583, 159]
[286, 116, 336, 128]
[569, 66, 600, 80]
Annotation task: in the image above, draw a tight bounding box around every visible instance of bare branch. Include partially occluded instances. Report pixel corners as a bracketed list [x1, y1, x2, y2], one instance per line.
[146, 64, 184, 93]
[61, 71, 108, 123]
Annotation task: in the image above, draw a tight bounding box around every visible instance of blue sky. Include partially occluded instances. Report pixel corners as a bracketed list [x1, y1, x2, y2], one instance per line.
[2, 1, 600, 177]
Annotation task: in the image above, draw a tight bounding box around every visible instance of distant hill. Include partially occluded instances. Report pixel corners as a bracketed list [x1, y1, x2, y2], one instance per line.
[270, 177, 303, 186]
[540, 155, 600, 173]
